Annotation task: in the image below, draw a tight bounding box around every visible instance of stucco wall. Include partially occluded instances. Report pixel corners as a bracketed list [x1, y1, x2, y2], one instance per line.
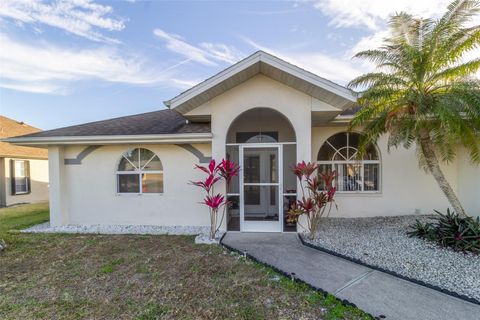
[226, 109, 296, 143]
[206, 74, 313, 165]
[3, 157, 49, 206]
[312, 127, 461, 217]
[457, 148, 480, 217]
[206, 74, 314, 229]
[50, 144, 212, 226]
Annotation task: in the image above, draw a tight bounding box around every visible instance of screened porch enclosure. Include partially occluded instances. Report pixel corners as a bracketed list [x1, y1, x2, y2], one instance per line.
[224, 108, 297, 232]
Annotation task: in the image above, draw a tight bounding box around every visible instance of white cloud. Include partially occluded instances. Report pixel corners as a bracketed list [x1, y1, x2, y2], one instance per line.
[199, 42, 243, 64]
[0, 33, 190, 94]
[350, 30, 389, 55]
[0, 81, 63, 94]
[171, 78, 202, 89]
[309, 0, 480, 78]
[153, 28, 244, 66]
[0, 0, 125, 43]
[153, 29, 215, 66]
[308, 0, 452, 30]
[242, 37, 365, 85]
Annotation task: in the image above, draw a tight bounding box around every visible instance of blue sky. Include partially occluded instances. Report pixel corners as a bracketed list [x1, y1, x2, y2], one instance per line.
[0, 0, 475, 130]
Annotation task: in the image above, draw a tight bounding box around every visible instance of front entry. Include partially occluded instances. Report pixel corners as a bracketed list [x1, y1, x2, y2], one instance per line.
[240, 144, 282, 232]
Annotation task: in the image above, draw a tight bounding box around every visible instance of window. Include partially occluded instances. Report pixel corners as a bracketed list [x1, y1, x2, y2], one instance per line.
[11, 160, 30, 195]
[236, 131, 278, 143]
[317, 132, 380, 193]
[116, 148, 163, 194]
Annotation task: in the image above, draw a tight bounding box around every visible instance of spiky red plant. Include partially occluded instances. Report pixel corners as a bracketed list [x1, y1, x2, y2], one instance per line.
[287, 161, 337, 239]
[191, 159, 240, 239]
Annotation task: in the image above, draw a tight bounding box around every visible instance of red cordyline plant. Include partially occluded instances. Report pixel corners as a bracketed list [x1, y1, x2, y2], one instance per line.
[191, 159, 240, 239]
[287, 161, 337, 240]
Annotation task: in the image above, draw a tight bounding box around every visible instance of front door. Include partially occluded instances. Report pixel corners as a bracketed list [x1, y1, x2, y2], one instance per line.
[240, 144, 282, 232]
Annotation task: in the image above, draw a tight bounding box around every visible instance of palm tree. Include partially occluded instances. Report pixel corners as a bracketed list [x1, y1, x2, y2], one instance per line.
[349, 0, 480, 218]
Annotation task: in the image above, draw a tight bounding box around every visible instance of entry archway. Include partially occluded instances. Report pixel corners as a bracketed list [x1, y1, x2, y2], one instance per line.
[224, 107, 297, 232]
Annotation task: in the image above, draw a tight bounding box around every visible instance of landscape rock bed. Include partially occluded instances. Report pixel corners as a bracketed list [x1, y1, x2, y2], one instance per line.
[302, 215, 480, 302]
[22, 222, 210, 235]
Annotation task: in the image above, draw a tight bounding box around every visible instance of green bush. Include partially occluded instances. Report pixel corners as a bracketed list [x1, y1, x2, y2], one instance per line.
[408, 209, 480, 253]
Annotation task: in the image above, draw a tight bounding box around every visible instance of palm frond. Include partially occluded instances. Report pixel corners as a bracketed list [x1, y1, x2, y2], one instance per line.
[432, 27, 480, 69]
[437, 0, 480, 33]
[350, 0, 480, 166]
[431, 59, 480, 82]
[348, 72, 408, 89]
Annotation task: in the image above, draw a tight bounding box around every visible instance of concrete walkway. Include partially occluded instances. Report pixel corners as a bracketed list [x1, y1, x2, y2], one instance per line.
[222, 232, 480, 320]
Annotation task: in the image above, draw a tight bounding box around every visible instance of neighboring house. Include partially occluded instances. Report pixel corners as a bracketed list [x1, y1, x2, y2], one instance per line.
[0, 116, 49, 207]
[6, 51, 480, 232]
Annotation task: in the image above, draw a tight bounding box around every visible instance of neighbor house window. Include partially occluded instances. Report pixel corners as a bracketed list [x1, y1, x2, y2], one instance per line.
[317, 132, 380, 192]
[116, 148, 163, 194]
[11, 160, 30, 195]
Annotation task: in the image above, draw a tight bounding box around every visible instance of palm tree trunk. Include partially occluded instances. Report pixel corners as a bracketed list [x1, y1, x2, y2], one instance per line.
[419, 130, 467, 217]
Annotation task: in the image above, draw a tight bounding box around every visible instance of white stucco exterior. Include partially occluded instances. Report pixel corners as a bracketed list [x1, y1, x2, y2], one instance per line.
[457, 147, 480, 216]
[207, 74, 312, 166]
[311, 127, 458, 217]
[48, 144, 212, 227]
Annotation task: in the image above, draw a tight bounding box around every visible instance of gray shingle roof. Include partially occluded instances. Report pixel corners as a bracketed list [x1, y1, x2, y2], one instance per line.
[17, 109, 210, 138]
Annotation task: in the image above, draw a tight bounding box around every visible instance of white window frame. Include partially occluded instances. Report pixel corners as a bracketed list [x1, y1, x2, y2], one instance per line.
[317, 133, 381, 194]
[116, 148, 164, 195]
[12, 159, 30, 195]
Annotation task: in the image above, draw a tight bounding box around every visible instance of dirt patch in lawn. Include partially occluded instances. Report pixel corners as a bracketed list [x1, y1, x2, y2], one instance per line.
[0, 233, 371, 319]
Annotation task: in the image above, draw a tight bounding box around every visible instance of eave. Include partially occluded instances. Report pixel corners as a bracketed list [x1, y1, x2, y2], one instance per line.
[4, 133, 213, 147]
[164, 51, 357, 114]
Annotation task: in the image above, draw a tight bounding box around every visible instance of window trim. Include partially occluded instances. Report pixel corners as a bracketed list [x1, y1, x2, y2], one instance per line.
[11, 159, 31, 195]
[115, 148, 164, 195]
[317, 132, 381, 194]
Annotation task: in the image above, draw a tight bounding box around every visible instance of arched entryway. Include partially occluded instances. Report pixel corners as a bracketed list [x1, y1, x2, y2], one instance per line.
[224, 108, 297, 232]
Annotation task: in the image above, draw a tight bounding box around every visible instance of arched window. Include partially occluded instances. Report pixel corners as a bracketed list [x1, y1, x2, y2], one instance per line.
[245, 133, 277, 143]
[317, 132, 380, 192]
[116, 148, 163, 194]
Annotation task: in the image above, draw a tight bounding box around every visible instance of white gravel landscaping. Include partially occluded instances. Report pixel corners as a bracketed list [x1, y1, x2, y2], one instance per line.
[22, 222, 210, 236]
[302, 215, 480, 302]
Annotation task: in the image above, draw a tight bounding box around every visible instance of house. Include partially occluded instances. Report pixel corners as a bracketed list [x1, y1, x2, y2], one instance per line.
[0, 116, 49, 207]
[6, 51, 479, 232]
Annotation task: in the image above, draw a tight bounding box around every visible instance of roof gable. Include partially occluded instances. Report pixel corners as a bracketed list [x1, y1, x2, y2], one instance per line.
[164, 51, 357, 114]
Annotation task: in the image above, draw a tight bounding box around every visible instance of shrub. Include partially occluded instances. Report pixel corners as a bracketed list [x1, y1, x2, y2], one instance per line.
[408, 209, 480, 253]
[191, 159, 240, 239]
[287, 161, 337, 240]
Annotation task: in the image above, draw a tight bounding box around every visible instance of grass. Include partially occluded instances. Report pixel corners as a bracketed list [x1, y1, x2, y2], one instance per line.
[99, 258, 125, 274]
[0, 202, 49, 246]
[0, 203, 372, 320]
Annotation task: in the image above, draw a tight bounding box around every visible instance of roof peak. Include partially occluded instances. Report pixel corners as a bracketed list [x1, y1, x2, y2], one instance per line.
[164, 50, 356, 114]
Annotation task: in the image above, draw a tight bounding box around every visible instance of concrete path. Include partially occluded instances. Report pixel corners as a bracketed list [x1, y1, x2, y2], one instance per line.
[222, 232, 480, 320]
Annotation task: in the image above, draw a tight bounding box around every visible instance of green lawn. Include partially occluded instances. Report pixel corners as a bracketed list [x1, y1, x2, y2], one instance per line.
[0, 202, 49, 245]
[0, 203, 371, 320]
